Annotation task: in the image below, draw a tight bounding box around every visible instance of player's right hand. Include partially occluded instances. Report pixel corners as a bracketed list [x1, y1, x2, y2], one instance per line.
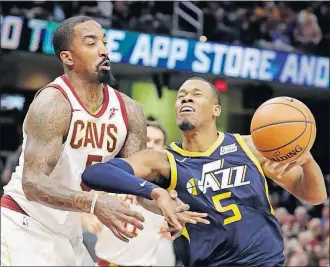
[152, 188, 186, 231]
[170, 190, 210, 225]
[161, 190, 210, 241]
[94, 194, 145, 242]
[153, 188, 210, 233]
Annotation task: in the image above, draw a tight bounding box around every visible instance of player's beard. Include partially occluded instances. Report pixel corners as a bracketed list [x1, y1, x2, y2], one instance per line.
[98, 69, 116, 87]
[178, 121, 196, 131]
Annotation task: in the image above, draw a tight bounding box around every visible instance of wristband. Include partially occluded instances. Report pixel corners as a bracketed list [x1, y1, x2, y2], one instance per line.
[90, 194, 99, 214]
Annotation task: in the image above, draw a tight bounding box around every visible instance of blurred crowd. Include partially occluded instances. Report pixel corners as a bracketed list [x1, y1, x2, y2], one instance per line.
[199, 1, 329, 56]
[268, 173, 329, 267]
[3, 1, 329, 56]
[275, 203, 329, 266]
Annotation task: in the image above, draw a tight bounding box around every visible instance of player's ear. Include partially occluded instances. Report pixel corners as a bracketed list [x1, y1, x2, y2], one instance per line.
[60, 51, 74, 67]
[213, 104, 221, 117]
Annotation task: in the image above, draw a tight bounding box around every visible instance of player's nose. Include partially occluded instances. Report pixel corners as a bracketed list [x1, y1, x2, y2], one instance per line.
[181, 96, 194, 104]
[98, 42, 108, 58]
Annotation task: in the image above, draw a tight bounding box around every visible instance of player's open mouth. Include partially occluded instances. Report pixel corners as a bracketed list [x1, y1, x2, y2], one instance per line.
[180, 106, 195, 114]
[100, 60, 111, 71]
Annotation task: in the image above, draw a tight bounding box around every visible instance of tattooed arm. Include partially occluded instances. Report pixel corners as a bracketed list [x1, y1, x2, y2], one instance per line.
[118, 93, 147, 157]
[23, 88, 145, 241]
[22, 88, 94, 212]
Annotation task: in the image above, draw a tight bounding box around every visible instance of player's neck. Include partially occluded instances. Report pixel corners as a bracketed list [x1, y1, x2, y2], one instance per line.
[181, 124, 218, 153]
[64, 72, 104, 109]
[65, 72, 102, 95]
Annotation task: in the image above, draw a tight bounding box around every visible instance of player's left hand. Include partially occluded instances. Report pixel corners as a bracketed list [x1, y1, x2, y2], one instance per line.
[160, 190, 210, 241]
[263, 151, 313, 178]
[170, 190, 210, 225]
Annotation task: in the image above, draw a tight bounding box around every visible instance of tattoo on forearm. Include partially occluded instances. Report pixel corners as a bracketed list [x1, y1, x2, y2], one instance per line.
[24, 178, 92, 212]
[22, 89, 91, 213]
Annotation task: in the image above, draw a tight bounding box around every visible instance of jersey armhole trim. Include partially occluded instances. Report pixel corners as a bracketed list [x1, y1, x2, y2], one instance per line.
[164, 150, 178, 192]
[234, 134, 275, 215]
[114, 90, 129, 131]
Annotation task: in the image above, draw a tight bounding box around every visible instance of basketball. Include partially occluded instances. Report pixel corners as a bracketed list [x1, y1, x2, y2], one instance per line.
[250, 97, 316, 163]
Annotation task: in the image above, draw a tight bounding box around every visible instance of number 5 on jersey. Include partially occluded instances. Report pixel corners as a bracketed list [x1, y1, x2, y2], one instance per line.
[86, 154, 103, 168]
[199, 160, 249, 225]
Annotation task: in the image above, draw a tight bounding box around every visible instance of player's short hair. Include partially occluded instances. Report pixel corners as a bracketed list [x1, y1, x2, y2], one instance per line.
[53, 16, 93, 59]
[147, 120, 167, 144]
[187, 77, 221, 105]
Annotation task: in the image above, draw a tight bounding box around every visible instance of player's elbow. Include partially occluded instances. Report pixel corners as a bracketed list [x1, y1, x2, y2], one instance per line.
[311, 196, 328, 205]
[303, 193, 328, 206]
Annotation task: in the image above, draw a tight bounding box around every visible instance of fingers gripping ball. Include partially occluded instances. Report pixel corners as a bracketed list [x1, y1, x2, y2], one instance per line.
[250, 97, 316, 163]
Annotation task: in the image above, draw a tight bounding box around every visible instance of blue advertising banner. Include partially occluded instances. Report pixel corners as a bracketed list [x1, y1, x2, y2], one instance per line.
[1, 15, 329, 89]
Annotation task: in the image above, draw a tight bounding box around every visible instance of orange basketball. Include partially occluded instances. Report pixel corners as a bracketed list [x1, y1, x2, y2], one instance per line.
[250, 97, 316, 163]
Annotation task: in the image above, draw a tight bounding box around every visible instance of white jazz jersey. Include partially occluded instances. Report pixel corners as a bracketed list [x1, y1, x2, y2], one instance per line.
[4, 75, 128, 239]
[95, 194, 173, 266]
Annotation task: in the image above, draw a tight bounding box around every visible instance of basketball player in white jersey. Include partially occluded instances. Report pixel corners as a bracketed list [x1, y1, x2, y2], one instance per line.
[82, 120, 176, 266]
[0, 16, 201, 266]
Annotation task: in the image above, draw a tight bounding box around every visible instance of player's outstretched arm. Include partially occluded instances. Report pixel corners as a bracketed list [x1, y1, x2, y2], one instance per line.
[22, 88, 94, 212]
[243, 135, 327, 205]
[82, 149, 171, 199]
[82, 149, 209, 229]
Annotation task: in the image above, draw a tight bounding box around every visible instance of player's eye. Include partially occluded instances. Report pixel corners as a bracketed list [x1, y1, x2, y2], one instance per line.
[103, 41, 108, 45]
[87, 42, 95, 46]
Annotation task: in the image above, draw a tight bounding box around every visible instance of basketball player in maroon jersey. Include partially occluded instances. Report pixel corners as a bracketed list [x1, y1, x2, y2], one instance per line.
[0, 16, 205, 266]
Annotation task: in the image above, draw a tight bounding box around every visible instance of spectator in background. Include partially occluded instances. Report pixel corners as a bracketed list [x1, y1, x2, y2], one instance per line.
[96, 0, 112, 18]
[260, 2, 281, 34]
[1, 145, 22, 185]
[134, 2, 170, 35]
[209, 8, 236, 43]
[259, 22, 295, 52]
[111, 1, 132, 30]
[25, 1, 53, 20]
[308, 218, 323, 245]
[147, 120, 167, 150]
[274, 200, 329, 267]
[294, 9, 322, 53]
[278, 2, 296, 35]
[320, 201, 329, 227]
[52, 1, 66, 22]
[292, 206, 309, 234]
[78, 1, 111, 27]
[256, 1, 296, 52]
[318, 237, 329, 266]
